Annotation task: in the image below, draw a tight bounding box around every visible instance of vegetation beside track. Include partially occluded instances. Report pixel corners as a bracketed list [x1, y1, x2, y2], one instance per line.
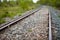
[0, 0, 39, 24]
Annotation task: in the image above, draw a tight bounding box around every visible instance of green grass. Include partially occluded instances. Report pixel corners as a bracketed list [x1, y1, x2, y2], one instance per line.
[0, 5, 37, 24]
[28, 29, 32, 32]
[0, 7, 21, 24]
[58, 14, 60, 18]
[0, 19, 5, 24]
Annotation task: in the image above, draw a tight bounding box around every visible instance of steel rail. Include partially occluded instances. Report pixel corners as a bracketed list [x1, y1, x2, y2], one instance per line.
[0, 7, 41, 31]
[49, 11, 52, 40]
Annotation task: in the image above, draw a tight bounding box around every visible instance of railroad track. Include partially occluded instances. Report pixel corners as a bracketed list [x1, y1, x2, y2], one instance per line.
[0, 6, 52, 40]
[0, 7, 41, 30]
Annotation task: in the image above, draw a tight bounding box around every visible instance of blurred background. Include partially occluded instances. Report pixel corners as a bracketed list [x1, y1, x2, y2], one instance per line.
[0, 0, 60, 24]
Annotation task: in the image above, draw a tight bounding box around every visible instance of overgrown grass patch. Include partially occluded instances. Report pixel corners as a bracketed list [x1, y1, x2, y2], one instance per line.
[0, 4, 37, 24]
[0, 19, 5, 24]
[28, 29, 32, 32]
[58, 14, 60, 18]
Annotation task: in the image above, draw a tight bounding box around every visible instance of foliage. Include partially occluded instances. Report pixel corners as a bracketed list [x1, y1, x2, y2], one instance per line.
[0, 0, 37, 24]
[37, 0, 60, 8]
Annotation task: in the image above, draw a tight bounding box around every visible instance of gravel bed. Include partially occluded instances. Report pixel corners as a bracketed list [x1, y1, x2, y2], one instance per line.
[0, 7, 48, 40]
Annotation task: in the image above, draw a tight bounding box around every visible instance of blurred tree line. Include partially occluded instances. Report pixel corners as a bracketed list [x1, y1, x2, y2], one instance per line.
[0, 0, 38, 11]
[0, 0, 34, 8]
[37, 0, 60, 8]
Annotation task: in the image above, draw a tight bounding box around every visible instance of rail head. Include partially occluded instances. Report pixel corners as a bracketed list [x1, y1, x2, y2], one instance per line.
[49, 11, 52, 40]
